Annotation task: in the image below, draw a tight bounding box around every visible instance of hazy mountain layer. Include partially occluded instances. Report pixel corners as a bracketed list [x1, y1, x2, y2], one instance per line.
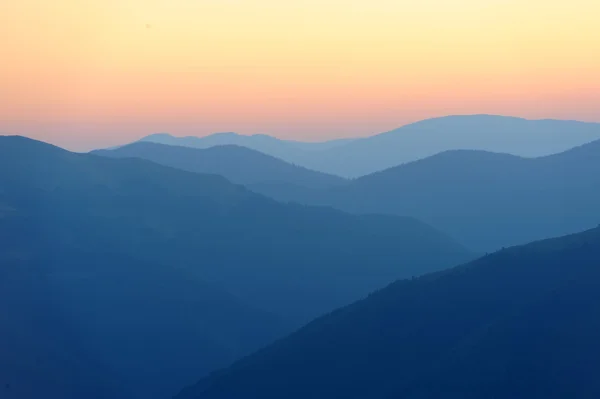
[138, 115, 600, 177]
[92, 142, 346, 189]
[260, 139, 600, 251]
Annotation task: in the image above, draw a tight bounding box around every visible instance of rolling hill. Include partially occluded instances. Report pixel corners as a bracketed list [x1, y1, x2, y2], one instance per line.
[0, 135, 472, 398]
[176, 225, 600, 399]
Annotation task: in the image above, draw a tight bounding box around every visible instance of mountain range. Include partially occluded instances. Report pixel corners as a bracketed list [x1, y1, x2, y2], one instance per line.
[176, 225, 600, 399]
[137, 115, 600, 177]
[0, 135, 472, 398]
[92, 142, 345, 190]
[97, 136, 600, 252]
[260, 139, 600, 251]
[4, 114, 600, 399]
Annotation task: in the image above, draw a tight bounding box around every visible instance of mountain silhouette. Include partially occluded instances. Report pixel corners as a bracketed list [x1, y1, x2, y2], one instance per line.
[0, 136, 472, 398]
[138, 115, 600, 177]
[176, 225, 600, 399]
[262, 139, 600, 251]
[137, 131, 354, 170]
[92, 142, 345, 189]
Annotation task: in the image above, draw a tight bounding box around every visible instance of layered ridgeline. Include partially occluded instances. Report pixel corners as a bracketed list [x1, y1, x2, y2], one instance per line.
[92, 142, 346, 190]
[137, 131, 354, 175]
[0, 136, 471, 398]
[177, 225, 600, 399]
[140, 131, 355, 153]
[260, 139, 600, 252]
[101, 137, 600, 253]
[138, 115, 600, 177]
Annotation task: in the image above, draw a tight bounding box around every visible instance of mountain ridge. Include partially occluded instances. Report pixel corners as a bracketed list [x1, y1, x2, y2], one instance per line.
[259, 138, 600, 251]
[175, 225, 600, 399]
[92, 141, 346, 189]
[133, 115, 600, 177]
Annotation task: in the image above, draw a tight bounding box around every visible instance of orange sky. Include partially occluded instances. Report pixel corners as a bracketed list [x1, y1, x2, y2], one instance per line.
[1, 0, 599, 150]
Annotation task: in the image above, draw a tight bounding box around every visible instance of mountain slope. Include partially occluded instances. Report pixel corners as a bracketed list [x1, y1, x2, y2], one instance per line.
[0, 136, 472, 397]
[272, 139, 600, 251]
[139, 116, 600, 178]
[312, 115, 600, 177]
[0, 255, 131, 399]
[176, 226, 600, 399]
[0, 136, 471, 321]
[92, 141, 346, 189]
[0, 206, 288, 399]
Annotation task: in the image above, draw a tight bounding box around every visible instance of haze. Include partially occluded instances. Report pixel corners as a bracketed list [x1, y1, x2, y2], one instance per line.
[1, 0, 600, 150]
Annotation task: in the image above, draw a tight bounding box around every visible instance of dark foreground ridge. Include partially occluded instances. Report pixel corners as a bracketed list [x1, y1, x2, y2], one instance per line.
[177, 225, 600, 399]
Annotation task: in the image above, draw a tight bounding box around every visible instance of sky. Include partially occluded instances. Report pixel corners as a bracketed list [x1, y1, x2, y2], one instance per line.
[1, 0, 599, 150]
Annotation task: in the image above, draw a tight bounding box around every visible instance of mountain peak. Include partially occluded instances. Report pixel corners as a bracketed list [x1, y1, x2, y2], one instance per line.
[209, 132, 240, 137]
[0, 135, 68, 154]
[140, 132, 175, 140]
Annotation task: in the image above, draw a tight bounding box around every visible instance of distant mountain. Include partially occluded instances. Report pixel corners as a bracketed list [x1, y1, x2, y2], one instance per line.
[138, 116, 600, 177]
[176, 225, 600, 399]
[141, 132, 356, 152]
[310, 115, 600, 177]
[92, 142, 346, 189]
[138, 132, 354, 170]
[264, 139, 600, 251]
[0, 136, 472, 398]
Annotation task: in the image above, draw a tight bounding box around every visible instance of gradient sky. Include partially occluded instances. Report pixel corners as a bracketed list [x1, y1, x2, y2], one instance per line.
[1, 0, 599, 150]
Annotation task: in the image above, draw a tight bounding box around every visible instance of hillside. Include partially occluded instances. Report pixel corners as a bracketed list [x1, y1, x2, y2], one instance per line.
[176, 226, 600, 399]
[266, 140, 600, 251]
[0, 182, 289, 398]
[0, 249, 284, 399]
[0, 136, 472, 398]
[0, 255, 130, 399]
[0, 136, 471, 320]
[92, 142, 345, 189]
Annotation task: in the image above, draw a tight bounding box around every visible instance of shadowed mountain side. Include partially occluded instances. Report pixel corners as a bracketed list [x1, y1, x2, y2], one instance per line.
[176, 226, 600, 399]
[92, 142, 346, 188]
[0, 215, 288, 399]
[0, 256, 131, 399]
[0, 135, 473, 396]
[139, 116, 600, 177]
[265, 140, 600, 252]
